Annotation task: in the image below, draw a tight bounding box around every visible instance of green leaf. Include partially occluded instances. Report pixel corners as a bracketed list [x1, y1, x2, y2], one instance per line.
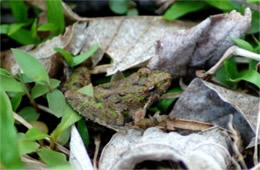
[231, 38, 254, 52]
[46, 0, 65, 35]
[10, 0, 28, 22]
[163, 1, 207, 21]
[205, 0, 234, 11]
[127, 8, 139, 16]
[12, 49, 50, 86]
[77, 118, 89, 148]
[17, 133, 39, 155]
[38, 23, 57, 32]
[231, 69, 260, 88]
[51, 104, 81, 142]
[216, 59, 238, 88]
[0, 68, 13, 77]
[54, 48, 74, 65]
[249, 59, 258, 70]
[37, 148, 71, 167]
[248, 11, 260, 34]
[77, 84, 94, 97]
[11, 92, 24, 111]
[7, 23, 27, 35]
[0, 24, 9, 34]
[109, 0, 129, 14]
[24, 127, 49, 140]
[157, 87, 183, 114]
[72, 45, 99, 67]
[31, 79, 60, 99]
[0, 90, 24, 169]
[18, 107, 40, 123]
[0, 74, 24, 92]
[56, 127, 71, 145]
[9, 28, 34, 45]
[31, 19, 40, 44]
[47, 89, 66, 118]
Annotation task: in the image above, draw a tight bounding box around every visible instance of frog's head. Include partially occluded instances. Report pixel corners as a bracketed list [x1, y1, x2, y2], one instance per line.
[137, 68, 172, 95]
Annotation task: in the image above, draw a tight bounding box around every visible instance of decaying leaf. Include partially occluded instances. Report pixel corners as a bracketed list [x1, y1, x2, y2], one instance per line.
[148, 8, 251, 79]
[69, 126, 93, 170]
[99, 127, 234, 170]
[1, 22, 88, 77]
[82, 16, 195, 70]
[169, 78, 259, 147]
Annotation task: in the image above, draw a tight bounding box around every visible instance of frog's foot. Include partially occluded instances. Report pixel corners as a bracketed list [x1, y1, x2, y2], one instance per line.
[133, 108, 146, 124]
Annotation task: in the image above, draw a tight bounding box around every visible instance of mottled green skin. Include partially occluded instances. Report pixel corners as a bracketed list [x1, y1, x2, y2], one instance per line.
[64, 67, 172, 131]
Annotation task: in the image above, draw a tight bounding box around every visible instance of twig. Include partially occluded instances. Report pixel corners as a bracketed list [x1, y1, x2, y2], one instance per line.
[38, 104, 57, 116]
[253, 108, 260, 165]
[93, 135, 101, 170]
[13, 112, 70, 155]
[227, 115, 247, 169]
[89, 64, 111, 74]
[156, 0, 176, 14]
[197, 46, 260, 80]
[160, 92, 182, 99]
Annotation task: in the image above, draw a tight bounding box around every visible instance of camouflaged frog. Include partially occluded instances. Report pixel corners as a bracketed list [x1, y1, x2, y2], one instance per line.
[64, 67, 172, 131]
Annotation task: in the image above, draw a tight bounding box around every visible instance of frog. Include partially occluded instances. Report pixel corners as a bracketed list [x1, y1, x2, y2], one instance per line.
[63, 67, 172, 131]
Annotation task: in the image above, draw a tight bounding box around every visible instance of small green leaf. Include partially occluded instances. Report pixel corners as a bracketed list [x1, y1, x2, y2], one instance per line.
[77, 84, 94, 97]
[231, 38, 254, 52]
[0, 74, 24, 92]
[205, 0, 234, 11]
[9, 28, 34, 45]
[31, 19, 40, 44]
[18, 107, 40, 123]
[31, 79, 60, 99]
[248, 11, 260, 34]
[37, 148, 71, 167]
[249, 59, 258, 70]
[127, 8, 138, 16]
[56, 127, 71, 145]
[54, 48, 74, 65]
[157, 87, 182, 114]
[72, 45, 99, 67]
[46, 0, 65, 35]
[51, 104, 81, 142]
[231, 69, 260, 88]
[0, 90, 24, 169]
[77, 118, 89, 148]
[0, 24, 9, 34]
[12, 49, 50, 86]
[24, 127, 49, 140]
[17, 133, 39, 155]
[47, 89, 66, 118]
[11, 92, 24, 111]
[10, 0, 28, 22]
[164, 1, 207, 21]
[38, 23, 57, 32]
[0, 68, 13, 77]
[109, 0, 129, 14]
[7, 23, 27, 35]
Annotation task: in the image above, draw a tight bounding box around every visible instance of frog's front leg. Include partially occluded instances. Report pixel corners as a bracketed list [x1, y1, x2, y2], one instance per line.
[133, 94, 160, 124]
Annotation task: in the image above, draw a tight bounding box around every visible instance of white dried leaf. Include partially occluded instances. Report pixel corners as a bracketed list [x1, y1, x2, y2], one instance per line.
[148, 9, 252, 79]
[99, 127, 233, 170]
[81, 17, 195, 72]
[69, 125, 93, 170]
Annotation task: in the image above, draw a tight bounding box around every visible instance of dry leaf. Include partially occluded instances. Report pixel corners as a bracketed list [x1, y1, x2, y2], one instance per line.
[169, 78, 259, 147]
[2, 22, 88, 77]
[69, 125, 93, 170]
[148, 8, 251, 79]
[99, 127, 233, 170]
[81, 16, 195, 71]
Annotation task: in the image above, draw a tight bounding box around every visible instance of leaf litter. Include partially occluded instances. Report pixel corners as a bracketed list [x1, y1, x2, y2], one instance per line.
[1, 3, 259, 169]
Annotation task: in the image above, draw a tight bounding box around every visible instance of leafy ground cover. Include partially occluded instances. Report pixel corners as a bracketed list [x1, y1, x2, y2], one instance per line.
[0, 0, 259, 169]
